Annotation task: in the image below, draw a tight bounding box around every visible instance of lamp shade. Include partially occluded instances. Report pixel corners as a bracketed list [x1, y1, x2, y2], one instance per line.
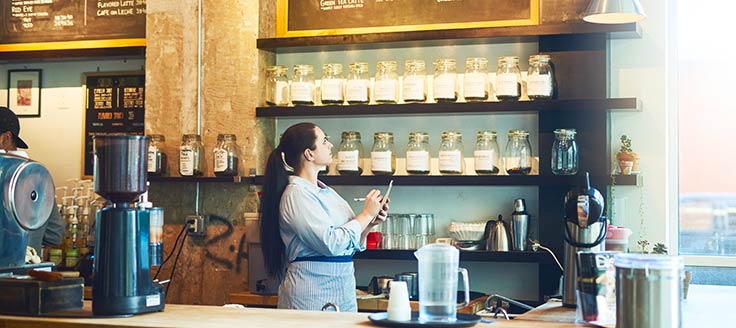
[583, 0, 646, 24]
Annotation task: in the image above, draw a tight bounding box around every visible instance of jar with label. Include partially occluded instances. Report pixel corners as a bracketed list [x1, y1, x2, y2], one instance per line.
[346, 62, 370, 104]
[180, 134, 204, 176]
[406, 131, 430, 175]
[371, 132, 396, 175]
[403, 59, 426, 103]
[504, 130, 533, 175]
[374, 61, 398, 104]
[433, 58, 457, 102]
[527, 54, 554, 100]
[337, 131, 363, 175]
[213, 134, 241, 177]
[438, 131, 464, 174]
[464, 57, 489, 102]
[496, 56, 521, 101]
[321, 63, 344, 105]
[147, 134, 167, 176]
[266, 65, 289, 106]
[551, 129, 578, 175]
[290, 64, 315, 105]
[474, 131, 500, 175]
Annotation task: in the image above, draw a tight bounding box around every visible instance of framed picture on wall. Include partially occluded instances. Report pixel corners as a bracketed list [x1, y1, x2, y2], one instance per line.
[7, 69, 42, 117]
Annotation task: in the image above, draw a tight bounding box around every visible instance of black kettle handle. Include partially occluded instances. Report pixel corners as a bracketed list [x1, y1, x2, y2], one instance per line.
[564, 217, 608, 248]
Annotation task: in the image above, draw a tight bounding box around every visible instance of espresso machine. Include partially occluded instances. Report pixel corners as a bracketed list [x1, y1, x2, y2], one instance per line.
[92, 136, 165, 315]
[562, 172, 607, 307]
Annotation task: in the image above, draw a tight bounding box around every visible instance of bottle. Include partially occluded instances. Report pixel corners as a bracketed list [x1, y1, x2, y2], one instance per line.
[180, 134, 204, 176]
[504, 129, 533, 175]
[147, 134, 167, 176]
[403, 59, 427, 103]
[291, 64, 315, 105]
[464, 57, 489, 102]
[213, 133, 241, 176]
[527, 54, 554, 100]
[438, 131, 464, 174]
[371, 132, 396, 175]
[433, 58, 458, 102]
[337, 131, 363, 175]
[551, 128, 578, 175]
[496, 56, 521, 101]
[265, 65, 290, 106]
[474, 131, 500, 175]
[375, 61, 398, 104]
[346, 62, 370, 104]
[321, 63, 345, 105]
[406, 132, 430, 175]
[510, 198, 530, 251]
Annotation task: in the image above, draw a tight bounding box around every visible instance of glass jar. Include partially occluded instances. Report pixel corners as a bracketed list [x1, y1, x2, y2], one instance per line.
[406, 132, 430, 175]
[265, 65, 289, 106]
[346, 62, 370, 104]
[474, 131, 500, 175]
[496, 56, 521, 101]
[213, 134, 241, 177]
[551, 129, 578, 175]
[180, 134, 204, 176]
[321, 63, 344, 104]
[290, 64, 315, 105]
[371, 132, 396, 175]
[504, 130, 532, 175]
[527, 54, 554, 100]
[438, 131, 464, 174]
[433, 58, 457, 102]
[464, 57, 489, 101]
[147, 134, 167, 176]
[337, 131, 363, 175]
[374, 61, 398, 104]
[403, 59, 426, 103]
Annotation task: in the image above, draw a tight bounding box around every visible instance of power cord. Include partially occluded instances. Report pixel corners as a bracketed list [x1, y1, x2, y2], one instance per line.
[154, 224, 188, 280]
[531, 240, 564, 272]
[166, 231, 188, 295]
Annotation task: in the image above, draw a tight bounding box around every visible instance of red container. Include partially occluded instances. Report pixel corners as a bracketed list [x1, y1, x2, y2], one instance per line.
[367, 231, 383, 249]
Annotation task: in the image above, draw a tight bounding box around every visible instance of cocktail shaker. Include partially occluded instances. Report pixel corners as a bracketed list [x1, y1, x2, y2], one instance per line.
[510, 198, 529, 251]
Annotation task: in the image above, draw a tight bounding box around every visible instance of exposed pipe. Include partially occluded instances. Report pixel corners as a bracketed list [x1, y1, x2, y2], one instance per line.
[194, 0, 203, 215]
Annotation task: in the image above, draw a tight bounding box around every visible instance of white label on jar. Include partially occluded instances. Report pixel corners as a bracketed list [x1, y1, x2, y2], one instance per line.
[371, 151, 392, 172]
[474, 149, 496, 171]
[147, 146, 158, 172]
[463, 73, 487, 99]
[406, 150, 429, 172]
[403, 77, 425, 100]
[290, 81, 313, 103]
[272, 81, 289, 105]
[496, 73, 519, 96]
[337, 150, 360, 171]
[214, 148, 228, 172]
[527, 75, 551, 97]
[433, 74, 457, 99]
[438, 150, 462, 172]
[374, 80, 397, 102]
[180, 146, 194, 176]
[345, 79, 369, 102]
[321, 79, 344, 102]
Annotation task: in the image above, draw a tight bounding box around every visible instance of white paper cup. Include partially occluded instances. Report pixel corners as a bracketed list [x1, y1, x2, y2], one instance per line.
[387, 281, 411, 321]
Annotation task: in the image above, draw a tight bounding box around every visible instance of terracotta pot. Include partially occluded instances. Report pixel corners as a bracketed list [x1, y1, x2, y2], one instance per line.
[616, 152, 640, 174]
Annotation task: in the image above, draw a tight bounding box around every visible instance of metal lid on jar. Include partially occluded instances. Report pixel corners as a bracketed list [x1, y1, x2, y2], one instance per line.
[217, 133, 237, 141]
[293, 64, 314, 74]
[441, 130, 462, 140]
[376, 61, 398, 73]
[341, 131, 361, 140]
[529, 54, 551, 64]
[507, 129, 529, 138]
[322, 63, 343, 76]
[149, 134, 165, 142]
[267, 65, 288, 73]
[404, 59, 426, 72]
[465, 57, 488, 70]
[182, 134, 202, 141]
[476, 130, 497, 140]
[498, 56, 519, 64]
[409, 131, 430, 143]
[373, 132, 394, 143]
[553, 128, 576, 137]
[434, 58, 457, 70]
[348, 62, 370, 73]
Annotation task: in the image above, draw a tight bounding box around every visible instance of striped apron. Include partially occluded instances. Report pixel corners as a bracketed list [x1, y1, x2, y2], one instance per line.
[277, 255, 357, 312]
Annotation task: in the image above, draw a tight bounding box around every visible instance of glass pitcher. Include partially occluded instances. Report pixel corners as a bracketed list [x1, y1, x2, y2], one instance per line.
[414, 243, 470, 322]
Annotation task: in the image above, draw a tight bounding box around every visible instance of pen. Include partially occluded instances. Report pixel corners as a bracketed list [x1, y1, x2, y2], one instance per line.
[353, 197, 366, 202]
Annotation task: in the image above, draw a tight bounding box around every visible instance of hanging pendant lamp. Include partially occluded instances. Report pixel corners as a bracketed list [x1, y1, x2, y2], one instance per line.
[583, 0, 646, 24]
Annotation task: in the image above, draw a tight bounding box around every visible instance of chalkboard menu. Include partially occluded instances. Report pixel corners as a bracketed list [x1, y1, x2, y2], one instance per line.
[83, 73, 145, 176]
[0, 0, 145, 51]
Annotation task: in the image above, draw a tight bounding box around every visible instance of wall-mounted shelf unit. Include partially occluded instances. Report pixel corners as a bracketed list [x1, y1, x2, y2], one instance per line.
[354, 249, 558, 264]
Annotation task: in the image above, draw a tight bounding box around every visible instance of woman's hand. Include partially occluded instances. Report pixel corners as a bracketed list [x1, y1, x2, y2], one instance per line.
[360, 189, 383, 220]
[370, 198, 390, 227]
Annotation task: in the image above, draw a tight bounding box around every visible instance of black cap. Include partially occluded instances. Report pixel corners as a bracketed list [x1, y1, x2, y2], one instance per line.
[0, 107, 29, 149]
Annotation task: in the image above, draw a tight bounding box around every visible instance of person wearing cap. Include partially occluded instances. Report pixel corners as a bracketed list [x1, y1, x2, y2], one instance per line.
[0, 106, 64, 258]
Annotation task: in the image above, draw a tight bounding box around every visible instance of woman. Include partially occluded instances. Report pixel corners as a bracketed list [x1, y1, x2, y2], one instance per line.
[260, 122, 388, 312]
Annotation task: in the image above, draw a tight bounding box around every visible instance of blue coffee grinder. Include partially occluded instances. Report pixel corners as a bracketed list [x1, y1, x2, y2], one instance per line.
[92, 136, 165, 315]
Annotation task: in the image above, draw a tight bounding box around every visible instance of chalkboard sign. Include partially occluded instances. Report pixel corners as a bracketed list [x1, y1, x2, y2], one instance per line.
[83, 72, 145, 177]
[277, 0, 539, 38]
[0, 0, 145, 52]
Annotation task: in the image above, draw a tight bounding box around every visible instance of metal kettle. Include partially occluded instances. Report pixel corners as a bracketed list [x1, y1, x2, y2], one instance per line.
[485, 215, 511, 252]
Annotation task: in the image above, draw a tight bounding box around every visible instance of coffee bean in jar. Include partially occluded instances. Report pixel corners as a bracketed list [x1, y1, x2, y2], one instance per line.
[147, 134, 167, 176]
[180, 134, 204, 176]
[337, 131, 364, 176]
[213, 134, 241, 177]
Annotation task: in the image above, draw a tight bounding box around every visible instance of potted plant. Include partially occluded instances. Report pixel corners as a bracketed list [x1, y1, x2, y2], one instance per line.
[616, 135, 639, 174]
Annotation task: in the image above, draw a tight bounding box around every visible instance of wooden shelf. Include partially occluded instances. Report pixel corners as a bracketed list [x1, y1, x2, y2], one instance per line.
[256, 98, 638, 117]
[257, 22, 640, 50]
[354, 249, 557, 264]
[148, 176, 250, 183]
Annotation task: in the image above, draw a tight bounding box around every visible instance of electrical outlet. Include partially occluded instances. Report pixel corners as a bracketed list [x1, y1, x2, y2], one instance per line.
[186, 215, 206, 236]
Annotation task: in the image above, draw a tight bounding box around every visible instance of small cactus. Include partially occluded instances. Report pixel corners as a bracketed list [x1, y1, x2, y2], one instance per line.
[620, 135, 633, 153]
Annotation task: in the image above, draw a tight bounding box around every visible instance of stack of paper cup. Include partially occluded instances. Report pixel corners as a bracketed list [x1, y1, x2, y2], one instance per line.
[387, 281, 411, 321]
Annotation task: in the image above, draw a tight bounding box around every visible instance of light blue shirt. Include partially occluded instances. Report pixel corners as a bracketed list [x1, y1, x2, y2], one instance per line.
[279, 175, 365, 262]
